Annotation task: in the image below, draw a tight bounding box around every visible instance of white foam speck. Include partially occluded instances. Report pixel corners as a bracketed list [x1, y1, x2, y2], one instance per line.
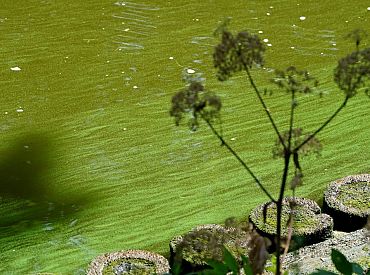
[230, 137, 236, 141]
[367, 7, 370, 11]
[169, 56, 174, 60]
[269, 6, 274, 9]
[263, 38, 269, 42]
[266, 12, 271, 16]
[10, 66, 21, 71]
[123, 128, 127, 131]
[133, 85, 138, 89]
[299, 16, 306, 21]
[267, 43, 272, 47]
[258, 30, 263, 34]
[320, 52, 324, 55]
[16, 108, 24, 113]
[5, 111, 8, 115]
[290, 46, 295, 49]
[332, 43, 336, 46]
[187, 68, 195, 74]
[124, 28, 130, 32]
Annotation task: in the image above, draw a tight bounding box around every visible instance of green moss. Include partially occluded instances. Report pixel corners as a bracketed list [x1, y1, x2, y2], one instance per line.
[102, 258, 156, 275]
[337, 181, 370, 212]
[254, 204, 319, 235]
[172, 225, 248, 266]
[356, 256, 370, 269]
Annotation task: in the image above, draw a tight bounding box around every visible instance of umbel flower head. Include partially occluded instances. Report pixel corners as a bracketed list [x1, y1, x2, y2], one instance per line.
[170, 80, 222, 131]
[272, 128, 322, 159]
[213, 28, 265, 81]
[334, 47, 370, 98]
[271, 66, 319, 95]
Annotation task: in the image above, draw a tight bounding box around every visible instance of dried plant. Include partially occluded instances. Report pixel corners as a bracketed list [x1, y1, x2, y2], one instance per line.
[334, 47, 370, 98]
[170, 80, 221, 131]
[248, 230, 271, 275]
[213, 28, 265, 81]
[170, 25, 370, 274]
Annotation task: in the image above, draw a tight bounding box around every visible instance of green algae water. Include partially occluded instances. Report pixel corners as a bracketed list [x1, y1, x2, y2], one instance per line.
[0, 0, 369, 273]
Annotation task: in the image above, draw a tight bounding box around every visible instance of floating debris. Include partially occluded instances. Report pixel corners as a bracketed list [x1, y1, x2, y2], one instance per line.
[186, 68, 195, 74]
[16, 108, 24, 113]
[10, 66, 21, 71]
[263, 38, 269, 42]
[299, 16, 306, 21]
[69, 219, 78, 227]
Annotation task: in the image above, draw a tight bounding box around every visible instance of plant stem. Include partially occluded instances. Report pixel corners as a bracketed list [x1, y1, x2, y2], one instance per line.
[288, 91, 296, 150]
[294, 95, 349, 153]
[276, 152, 291, 275]
[243, 65, 287, 151]
[201, 114, 277, 203]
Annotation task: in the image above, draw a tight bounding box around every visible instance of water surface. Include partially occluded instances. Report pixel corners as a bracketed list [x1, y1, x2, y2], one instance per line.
[0, 1, 369, 273]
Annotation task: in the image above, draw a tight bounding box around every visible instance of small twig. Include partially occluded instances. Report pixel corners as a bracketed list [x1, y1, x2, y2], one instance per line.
[243, 64, 287, 151]
[287, 91, 296, 151]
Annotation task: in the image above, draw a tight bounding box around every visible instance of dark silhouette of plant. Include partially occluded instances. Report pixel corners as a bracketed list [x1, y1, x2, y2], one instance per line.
[170, 25, 370, 274]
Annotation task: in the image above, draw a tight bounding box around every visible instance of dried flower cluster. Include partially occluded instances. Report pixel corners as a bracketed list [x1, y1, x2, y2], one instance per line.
[170, 81, 222, 131]
[334, 47, 370, 97]
[213, 29, 265, 81]
[248, 230, 271, 275]
[271, 66, 319, 96]
[272, 128, 322, 159]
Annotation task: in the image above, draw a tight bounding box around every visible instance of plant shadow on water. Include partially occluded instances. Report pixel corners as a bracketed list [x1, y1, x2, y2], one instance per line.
[0, 133, 90, 232]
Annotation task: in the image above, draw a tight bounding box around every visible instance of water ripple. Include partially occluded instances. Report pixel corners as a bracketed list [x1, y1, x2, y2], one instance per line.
[112, 1, 159, 51]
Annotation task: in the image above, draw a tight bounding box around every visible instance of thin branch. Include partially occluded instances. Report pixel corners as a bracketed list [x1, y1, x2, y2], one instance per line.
[243, 64, 287, 151]
[287, 91, 296, 151]
[276, 152, 291, 275]
[201, 113, 277, 203]
[294, 95, 350, 153]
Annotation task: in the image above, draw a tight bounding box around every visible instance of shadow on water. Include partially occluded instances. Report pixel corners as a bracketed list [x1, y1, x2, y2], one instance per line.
[0, 133, 90, 230]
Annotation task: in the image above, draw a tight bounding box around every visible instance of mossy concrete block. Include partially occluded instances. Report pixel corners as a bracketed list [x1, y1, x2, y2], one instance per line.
[249, 197, 333, 250]
[281, 229, 370, 274]
[323, 174, 370, 232]
[87, 249, 170, 275]
[169, 224, 249, 273]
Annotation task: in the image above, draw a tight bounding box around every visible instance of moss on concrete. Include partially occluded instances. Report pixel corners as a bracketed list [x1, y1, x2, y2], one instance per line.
[87, 250, 170, 275]
[169, 224, 249, 272]
[249, 197, 333, 250]
[337, 181, 370, 212]
[102, 258, 155, 275]
[323, 174, 370, 231]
